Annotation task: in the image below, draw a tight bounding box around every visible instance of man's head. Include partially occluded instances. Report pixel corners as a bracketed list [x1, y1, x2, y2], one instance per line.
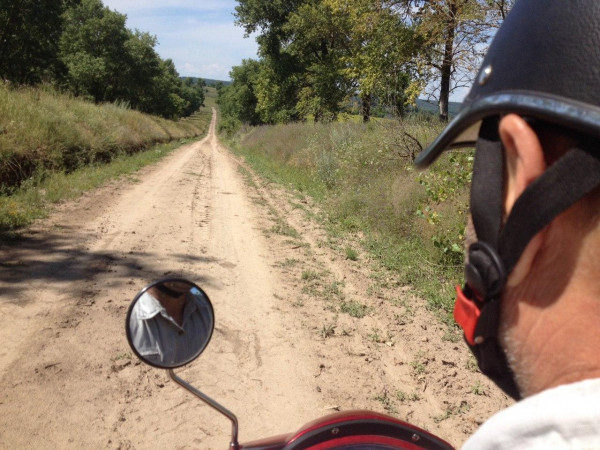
[148, 280, 192, 325]
[417, 0, 600, 400]
[495, 114, 600, 396]
[155, 280, 191, 299]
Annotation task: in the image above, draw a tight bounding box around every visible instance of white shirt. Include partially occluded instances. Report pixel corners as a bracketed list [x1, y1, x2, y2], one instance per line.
[463, 378, 600, 449]
[128, 289, 213, 366]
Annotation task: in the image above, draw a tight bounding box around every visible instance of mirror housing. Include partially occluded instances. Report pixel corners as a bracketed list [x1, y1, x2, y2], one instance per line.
[125, 278, 214, 369]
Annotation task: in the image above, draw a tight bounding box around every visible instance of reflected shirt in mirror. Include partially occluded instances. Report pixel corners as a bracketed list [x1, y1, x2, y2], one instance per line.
[129, 290, 213, 366]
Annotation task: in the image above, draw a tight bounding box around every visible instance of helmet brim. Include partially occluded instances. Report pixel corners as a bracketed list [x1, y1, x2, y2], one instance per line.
[415, 91, 600, 168]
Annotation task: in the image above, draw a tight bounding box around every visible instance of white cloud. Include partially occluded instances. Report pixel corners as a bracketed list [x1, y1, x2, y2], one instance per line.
[182, 62, 229, 79]
[103, 0, 237, 15]
[100, 0, 257, 80]
[151, 21, 258, 79]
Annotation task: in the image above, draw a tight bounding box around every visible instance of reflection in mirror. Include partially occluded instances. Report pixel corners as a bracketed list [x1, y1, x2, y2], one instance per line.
[126, 279, 214, 369]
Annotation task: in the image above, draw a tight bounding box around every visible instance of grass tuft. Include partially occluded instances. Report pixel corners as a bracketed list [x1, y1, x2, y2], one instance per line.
[340, 300, 369, 318]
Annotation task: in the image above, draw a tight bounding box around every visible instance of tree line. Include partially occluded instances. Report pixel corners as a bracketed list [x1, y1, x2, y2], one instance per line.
[0, 0, 204, 120]
[219, 0, 513, 129]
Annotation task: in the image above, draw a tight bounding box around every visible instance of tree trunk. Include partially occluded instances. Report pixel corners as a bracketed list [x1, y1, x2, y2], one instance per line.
[361, 93, 371, 123]
[394, 96, 405, 119]
[439, 3, 456, 123]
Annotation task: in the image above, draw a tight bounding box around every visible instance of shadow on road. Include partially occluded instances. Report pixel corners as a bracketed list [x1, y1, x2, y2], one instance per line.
[0, 228, 223, 303]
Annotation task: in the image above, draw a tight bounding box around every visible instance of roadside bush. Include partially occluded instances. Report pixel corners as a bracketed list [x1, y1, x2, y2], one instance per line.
[218, 116, 242, 136]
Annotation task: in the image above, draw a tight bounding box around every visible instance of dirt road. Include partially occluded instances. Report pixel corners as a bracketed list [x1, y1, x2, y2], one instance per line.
[0, 110, 510, 449]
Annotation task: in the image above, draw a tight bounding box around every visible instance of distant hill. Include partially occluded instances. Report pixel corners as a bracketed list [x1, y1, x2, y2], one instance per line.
[415, 99, 462, 116]
[202, 78, 232, 87]
[181, 77, 232, 87]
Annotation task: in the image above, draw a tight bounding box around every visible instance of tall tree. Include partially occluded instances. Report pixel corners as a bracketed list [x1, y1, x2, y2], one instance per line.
[59, 0, 130, 101]
[403, 0, 513, 121]
[235, 0, 306, 57]
[252, 55, 302, 123]
[485, 0, 514, 20]
[146, 58, 187, 119]
[0, 0, 76, 83]
[329, 0, 421, 121]
[121, 30, 162, 109]
[60, 0, 198, 119]
[180, 78, 206, 117]
[284, 1, 351, 121]
[235, 0, 306, 122]
[219, 59, 262, 126]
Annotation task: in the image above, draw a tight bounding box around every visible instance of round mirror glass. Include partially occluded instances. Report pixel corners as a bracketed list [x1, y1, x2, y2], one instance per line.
[125, 278, 215, 369]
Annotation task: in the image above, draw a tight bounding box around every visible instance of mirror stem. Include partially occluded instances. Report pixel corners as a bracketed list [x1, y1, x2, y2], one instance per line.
[168, 369, 239, 449]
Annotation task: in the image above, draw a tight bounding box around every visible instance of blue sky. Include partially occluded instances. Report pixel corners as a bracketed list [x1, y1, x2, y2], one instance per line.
[101, 0, 258, 81]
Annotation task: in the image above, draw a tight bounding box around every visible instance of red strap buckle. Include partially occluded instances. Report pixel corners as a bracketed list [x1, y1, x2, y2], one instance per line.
[454, 285, 481, 346]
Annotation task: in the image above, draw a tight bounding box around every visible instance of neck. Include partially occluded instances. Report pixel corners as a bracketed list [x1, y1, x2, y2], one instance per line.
[509, 293, 600, 396]
[163, 297, 186, 326]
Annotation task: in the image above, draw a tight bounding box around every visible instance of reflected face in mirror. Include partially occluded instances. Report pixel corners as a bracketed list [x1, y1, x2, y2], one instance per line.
[147, 281, 191, 327]
[126, 279, 215, 368]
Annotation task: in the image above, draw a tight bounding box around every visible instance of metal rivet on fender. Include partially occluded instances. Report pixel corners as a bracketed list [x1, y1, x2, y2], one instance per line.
[478, 65, 492, 85]
[474, 336, 485, 345]
[331, 427, 340, 435]
[412, 434, 420, 442]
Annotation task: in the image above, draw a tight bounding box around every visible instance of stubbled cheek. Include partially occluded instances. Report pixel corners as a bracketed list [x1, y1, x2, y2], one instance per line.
[499, 316, 530, 395]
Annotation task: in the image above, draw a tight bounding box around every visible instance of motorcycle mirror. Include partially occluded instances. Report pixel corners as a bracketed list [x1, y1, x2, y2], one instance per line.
[125, 278, 215, 369]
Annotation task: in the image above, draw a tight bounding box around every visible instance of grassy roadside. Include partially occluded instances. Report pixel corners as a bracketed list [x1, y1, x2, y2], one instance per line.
[223, 118, 473, 325]
[0, 86, 216, 233]
[0, 139, 193, 233]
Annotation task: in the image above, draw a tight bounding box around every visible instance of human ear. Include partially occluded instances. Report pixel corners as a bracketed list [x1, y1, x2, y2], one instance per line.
[498, 115, 547, 286]
[499, 114, 547, 215]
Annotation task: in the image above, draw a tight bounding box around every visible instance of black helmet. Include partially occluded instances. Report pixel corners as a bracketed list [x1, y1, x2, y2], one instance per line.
[415, 0, 600, 400]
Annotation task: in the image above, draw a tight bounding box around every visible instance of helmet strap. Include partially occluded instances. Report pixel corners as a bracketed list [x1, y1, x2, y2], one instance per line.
[459, 117, 600, 400]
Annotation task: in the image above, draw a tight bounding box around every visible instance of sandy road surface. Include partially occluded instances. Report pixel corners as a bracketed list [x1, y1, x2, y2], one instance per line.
[0, 109, 510, 449]
[0, 110, 322, 448]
